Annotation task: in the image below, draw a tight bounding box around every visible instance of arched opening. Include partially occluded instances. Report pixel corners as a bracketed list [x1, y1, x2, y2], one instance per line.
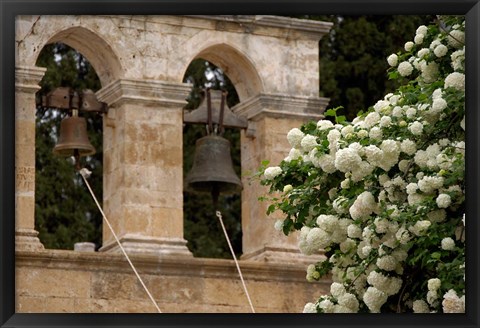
[193, 43, 263, 101]
[182, 58, 242, 258]
[35, 42, 103, 250]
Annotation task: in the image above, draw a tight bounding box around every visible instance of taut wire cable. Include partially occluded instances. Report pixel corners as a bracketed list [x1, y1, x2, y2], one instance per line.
[79, 168, 162, 313]
[215, 210, 255, 313]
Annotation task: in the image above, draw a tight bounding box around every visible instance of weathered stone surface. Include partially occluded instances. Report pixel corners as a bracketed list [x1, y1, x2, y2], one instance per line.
[16, 250, 330, 313]
[15, 15, 333, 312]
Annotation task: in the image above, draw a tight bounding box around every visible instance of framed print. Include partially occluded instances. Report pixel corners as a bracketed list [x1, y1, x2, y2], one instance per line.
[1, 1, 479, 327]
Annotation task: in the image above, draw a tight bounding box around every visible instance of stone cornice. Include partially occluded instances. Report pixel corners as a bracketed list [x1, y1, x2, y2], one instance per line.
[233, 93, 329, 122]
[182, 15, 333, 40]
[96, 79, 192, 108]
[16, 249, 330, 284]
[15, 66, 47, 93]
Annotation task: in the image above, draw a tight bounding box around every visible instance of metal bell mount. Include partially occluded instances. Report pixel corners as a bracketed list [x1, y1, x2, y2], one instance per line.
[184, 89, 247, 205]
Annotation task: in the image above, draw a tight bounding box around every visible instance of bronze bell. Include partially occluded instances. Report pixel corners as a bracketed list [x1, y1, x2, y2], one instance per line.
[53, 114, 95, 157]
[185, 135, 242, 201]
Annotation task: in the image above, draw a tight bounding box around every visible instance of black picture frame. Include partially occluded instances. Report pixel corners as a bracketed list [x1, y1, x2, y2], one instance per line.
[1, 1, 479, 327]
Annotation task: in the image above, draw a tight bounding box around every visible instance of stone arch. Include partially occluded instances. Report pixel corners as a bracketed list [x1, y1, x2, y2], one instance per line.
[184, 42, 264, 101]
[41, 26, 123, 87]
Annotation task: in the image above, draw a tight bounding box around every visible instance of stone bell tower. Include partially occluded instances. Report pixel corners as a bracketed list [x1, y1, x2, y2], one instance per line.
[14, 15, 333, 313]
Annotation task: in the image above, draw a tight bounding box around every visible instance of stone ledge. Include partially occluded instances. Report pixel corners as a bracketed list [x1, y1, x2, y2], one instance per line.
[182, 15, 333, 40]
[15, 66, 46, 92]
[96, 79, 192, 108]
[233, 93, 329, 122]
[15, 249, 328, 284]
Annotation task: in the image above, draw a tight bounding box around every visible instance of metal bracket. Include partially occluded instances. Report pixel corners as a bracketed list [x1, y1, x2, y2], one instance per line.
[40, 87, 108, 114]
[183, 89, 247, 130]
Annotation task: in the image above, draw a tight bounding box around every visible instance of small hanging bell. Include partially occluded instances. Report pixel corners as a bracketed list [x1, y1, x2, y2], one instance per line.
[52, 111, 95, 157]
[185, 134, 242, 201]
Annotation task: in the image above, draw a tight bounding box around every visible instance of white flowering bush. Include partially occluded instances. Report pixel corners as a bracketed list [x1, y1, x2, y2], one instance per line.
[258, 16, 465, 313]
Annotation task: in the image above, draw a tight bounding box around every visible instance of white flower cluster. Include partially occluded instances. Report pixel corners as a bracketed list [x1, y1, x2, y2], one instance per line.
[442, 289, 465, 313]
[263, 166, 282, 180]
[310, 283, 360, 313]
[266, 17, 465, 314]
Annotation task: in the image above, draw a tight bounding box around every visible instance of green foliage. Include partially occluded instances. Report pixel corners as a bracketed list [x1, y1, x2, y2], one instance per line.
[298, 15, 436, 120]
[260, 16, 465, 313]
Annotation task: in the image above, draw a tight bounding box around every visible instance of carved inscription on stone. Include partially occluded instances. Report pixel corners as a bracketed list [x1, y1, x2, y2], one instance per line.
[16, 166, 35, 191]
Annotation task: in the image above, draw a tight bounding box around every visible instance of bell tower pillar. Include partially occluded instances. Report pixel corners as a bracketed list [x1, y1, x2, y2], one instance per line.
[96, 78, 193, 257]
[15, 66, 47, 252]
[234, 93, 329, 262]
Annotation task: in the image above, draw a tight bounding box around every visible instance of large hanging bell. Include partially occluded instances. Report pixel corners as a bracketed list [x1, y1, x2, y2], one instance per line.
[52, 115, 95, 157]
[185, 135, 242, 196]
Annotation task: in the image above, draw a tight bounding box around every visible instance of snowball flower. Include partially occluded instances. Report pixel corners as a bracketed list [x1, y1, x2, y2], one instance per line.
[398, 61, 414, 76]
[303, 302, 317, 313]
[347, 224, 362, 239]
[367, 271, 403, 296]
[421, 61, 439, 83]
[417, 47, 430, 58]
[436, 193, 452, 208]
[444, 72, 465, 91]
[451, 48, 465, 71]
[409, 220, 431, 236]
[404, 41, 414, 51]
[405, 107, 417, 119]
[316, 214, 338, 232]
[413, 300, 430, 313]
[287, 128, 304, 148]
[317, 119, 334, 130]
[431, 98, 447, 114]
[442, 289, 465, 313]
[369, 127, 383, 140]
[330, 282, 347, 298]
[284, 148, 302, 162]
[335, 148, 362, 173]
[447, 29, 465, 49]
[416, 25, 428, 36]
[300, 134, 318, 152]
[418, 175, 444, 193]
[460, 116, 465, 130]
[318, 299, 335, 313]
[374, 100, 390, 113]
[341, 125, 354, 137]
[406, 183, 419, 195]
[337, 293, 360, 312]
[428, 278, 441, 291]
[274, 219, 284, 231]
[414, 34, 424, 44]
[305, 227, 331, 252]
[434, 44, 448, 57]
[364, 112, 381, 128]
[379, 116, 392, 128]
[349, 191, 377, 220]
[264, 166, 282, 180]
[401, 139, 417, 155]
[387, 54, 398, 67]
[376, 255, 397, 271]
[409, 121, 424, 136]
[441, 237, 455, 250]
[364, 145, 383, 167]
[363, 287, 388, 313]
[283, 184, 293, 193]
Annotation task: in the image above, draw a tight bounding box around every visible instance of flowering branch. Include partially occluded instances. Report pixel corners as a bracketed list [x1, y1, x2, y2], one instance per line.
[259, 16, 465, 314]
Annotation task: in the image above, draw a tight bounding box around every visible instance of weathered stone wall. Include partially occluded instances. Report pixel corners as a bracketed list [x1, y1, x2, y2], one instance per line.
[15, 15, 333, 313]
[16, 250, 329, 313]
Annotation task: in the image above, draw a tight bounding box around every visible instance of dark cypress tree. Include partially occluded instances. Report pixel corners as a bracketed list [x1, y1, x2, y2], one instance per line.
[35, 43, 103, 249]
